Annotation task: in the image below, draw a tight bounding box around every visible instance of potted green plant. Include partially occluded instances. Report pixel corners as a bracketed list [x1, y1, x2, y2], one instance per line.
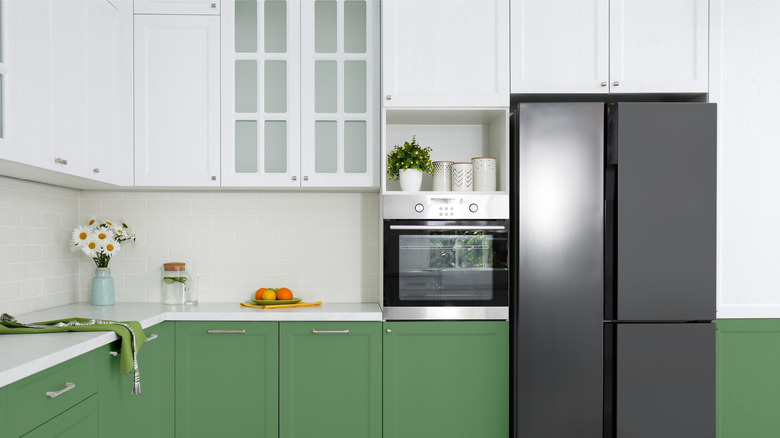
[386, 136, 433, 191]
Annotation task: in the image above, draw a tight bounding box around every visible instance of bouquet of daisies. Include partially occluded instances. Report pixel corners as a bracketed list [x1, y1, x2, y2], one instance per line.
[70, 218, 136, 268]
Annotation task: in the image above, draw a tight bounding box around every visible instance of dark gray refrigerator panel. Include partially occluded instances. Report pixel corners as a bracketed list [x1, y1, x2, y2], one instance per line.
[514, 103, 604, 438]
[608, 323, 715, 438]
[608, 103, 716, 321]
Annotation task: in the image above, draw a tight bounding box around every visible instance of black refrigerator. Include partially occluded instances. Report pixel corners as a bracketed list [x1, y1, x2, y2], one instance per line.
[510, 102, 716, 438]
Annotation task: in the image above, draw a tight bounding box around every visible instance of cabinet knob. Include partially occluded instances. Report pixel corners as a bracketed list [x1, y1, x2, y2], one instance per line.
[304, 176, 309, 181]
[54, 158, 68, 165]
[386, 329, 392, 333]
[613, 81, 620, 86]
[211, 176, 217, 181]
[385, 95, 392, 100]
[601, 81, 607, 87]
[211, 2, 216, 7]
[93, 168, 100, 174]
[292, 176, 298, 181]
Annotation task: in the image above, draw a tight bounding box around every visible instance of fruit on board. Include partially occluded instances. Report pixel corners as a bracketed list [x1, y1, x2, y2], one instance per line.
[261, 290, 277, 301]
[255, 288, 268, 300]
[276, 287, 293, 300]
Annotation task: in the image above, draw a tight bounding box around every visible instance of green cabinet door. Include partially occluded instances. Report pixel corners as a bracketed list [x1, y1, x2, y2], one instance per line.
[279, 322, 382, 438]
[383, 321, 509, 438]
[717, 319, 780, 438]
[22, 395, 98, 438]
[0, 386, 7, 433]
[175, 322, 278, 438]
[98, 322, 174, 438]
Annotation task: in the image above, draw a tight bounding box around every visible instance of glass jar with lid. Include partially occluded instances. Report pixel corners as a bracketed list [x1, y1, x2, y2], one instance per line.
[162, 262, 191, 305]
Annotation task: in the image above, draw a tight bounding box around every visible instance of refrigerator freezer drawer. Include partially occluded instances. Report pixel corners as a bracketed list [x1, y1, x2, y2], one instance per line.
[606, 322, 715, 438]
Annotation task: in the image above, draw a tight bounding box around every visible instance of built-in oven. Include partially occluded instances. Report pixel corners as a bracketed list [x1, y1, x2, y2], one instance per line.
[383, 195, 509, 320]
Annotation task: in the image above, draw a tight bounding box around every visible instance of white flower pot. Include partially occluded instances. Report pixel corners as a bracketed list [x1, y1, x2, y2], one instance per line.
[399, 168, 423, 192]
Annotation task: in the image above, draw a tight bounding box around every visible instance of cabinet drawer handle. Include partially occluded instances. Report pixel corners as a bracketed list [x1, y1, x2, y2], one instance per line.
[312, 329, 349, 334]
[207, 329, 246, 334]
[54, 158, 68, 165]
[109, 351, 119, 356]
[601, 81, 607, 87]
[613, 81, 620, 86]
[146, 333, 159, 342]
[46, 382, 76, 398]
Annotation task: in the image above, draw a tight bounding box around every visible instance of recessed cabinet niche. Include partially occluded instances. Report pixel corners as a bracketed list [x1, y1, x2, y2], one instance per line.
[510, 0, 708, 94]
[221, 0, 379, 188]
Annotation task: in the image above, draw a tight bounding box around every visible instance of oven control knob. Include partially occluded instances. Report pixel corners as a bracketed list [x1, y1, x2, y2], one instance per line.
[414, 203, 424, 213]
[469, 203, 478, 213]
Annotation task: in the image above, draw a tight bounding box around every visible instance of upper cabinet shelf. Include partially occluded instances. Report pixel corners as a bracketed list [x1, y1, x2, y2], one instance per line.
[511, 0, 708, 94]
[382, 0, 510, 108]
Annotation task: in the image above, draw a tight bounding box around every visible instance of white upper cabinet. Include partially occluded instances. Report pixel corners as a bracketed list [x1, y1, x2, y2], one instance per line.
[221, 0, 379, 188]
[134, 14, 221, 187]
[382, 0, 510, 107]
[511, 0, 708, 94]
[134, 0, 221, 15]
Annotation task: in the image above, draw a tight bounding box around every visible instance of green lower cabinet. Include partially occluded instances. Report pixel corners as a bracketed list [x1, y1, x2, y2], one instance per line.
[98, 322, 174, 438]
[717, 319, 780, 438]
[175, 321, 278, 438]
[279, 322, 382, 438]
[21, 395, 98, 438]
[383, 321, 509, 438]
[1, 386, 7, 433]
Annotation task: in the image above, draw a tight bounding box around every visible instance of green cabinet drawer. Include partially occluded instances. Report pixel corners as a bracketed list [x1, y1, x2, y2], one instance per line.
[279, 322, 382, 438]
[98, 322, 174, 438]
[1, 386, 7, 431]
[21, 395, 98, 438]
[8, 350, 97, 437]
[383, 321, 509, 438]
[716, 319, 780, 438]
[175, 321, 279, 438]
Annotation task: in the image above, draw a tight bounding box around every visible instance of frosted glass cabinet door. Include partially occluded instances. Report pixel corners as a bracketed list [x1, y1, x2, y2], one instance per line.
[134, 0, 221, 15]
[300, 0, 379, 187]
[382, 0, 509, 107]
[221, 0, 301, 187]
[510, 0, 609, 94]
[134, 15, 221, 187]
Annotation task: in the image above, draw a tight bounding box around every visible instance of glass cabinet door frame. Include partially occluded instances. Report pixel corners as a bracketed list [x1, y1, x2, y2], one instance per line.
[221, 0, 302, 187]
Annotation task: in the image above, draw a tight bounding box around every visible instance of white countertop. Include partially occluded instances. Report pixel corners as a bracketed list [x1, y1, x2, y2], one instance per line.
[0, 302, 382, 389]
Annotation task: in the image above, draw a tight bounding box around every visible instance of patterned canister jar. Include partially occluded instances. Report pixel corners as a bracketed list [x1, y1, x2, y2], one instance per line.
[472, 157, 497, 191]
[432, 161, 454, 191]
[451, 162, 473, 191]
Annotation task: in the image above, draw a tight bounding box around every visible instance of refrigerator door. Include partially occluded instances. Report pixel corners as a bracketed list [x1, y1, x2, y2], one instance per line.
[514, 103, 604, 438]
[607, 323, 715, 438]
[609, 103, 716, 321]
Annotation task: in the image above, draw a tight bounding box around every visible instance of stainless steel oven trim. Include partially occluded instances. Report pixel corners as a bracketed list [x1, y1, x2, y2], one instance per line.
[383, 306, 509, 321]
[389, 225, 506, 231]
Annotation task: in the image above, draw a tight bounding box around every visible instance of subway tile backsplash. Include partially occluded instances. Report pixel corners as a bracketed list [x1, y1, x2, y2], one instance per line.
[0, 175, 380, 313]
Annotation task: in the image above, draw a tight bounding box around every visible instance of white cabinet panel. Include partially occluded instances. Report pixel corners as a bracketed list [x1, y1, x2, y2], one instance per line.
[510, 0, 609, 94]
[134, 15, 220, 187]
[134, 0, 220, 15]
[382, 0, 509, 107]
[610, 0, 708, 93]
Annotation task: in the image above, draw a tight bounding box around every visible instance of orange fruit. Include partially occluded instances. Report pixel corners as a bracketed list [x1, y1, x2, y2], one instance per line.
[261, 290, 277, 301]
[277, 287, 293, 301]
[255, 288, 268, 300]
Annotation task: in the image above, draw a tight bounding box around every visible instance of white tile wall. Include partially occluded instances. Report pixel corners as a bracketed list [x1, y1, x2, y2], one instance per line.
[1, 176, 381, 312]
[78, 190, 380, 304]
[0, 176, 81, 316]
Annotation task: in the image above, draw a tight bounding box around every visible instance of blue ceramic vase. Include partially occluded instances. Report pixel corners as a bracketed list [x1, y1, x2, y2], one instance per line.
[91, 267, 115, 306]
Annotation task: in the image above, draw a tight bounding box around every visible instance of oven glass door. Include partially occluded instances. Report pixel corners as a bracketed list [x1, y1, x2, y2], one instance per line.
[384, 220, 509, 307]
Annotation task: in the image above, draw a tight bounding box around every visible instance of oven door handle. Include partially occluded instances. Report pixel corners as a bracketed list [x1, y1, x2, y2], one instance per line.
[389, 225, 506, 231]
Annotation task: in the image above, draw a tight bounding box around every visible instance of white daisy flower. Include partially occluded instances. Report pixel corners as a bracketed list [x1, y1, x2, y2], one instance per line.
[86, 216, 98, 228]
[82, 239, 99, 259]
[101, 242, 121, 257]
[71, 225, 91, 246]
[95, 228, 112, 244]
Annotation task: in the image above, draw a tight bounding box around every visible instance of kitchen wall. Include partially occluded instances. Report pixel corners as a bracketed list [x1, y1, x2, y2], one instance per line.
[0, 176, 81, 316]
[0, 175, 381, 314]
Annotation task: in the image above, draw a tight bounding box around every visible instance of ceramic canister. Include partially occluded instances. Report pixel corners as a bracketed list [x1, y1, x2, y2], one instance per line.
[472, 157, 497, 191]
[432, 161, 454, 191]
[451, 162, 473, 191]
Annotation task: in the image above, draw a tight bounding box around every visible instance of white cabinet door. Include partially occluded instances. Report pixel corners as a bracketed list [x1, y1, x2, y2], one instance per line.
[610, 0, 708, 93]
[85, 0, 123, 184]
[221, 0, 301, 187]
[134, 15, 221, 187]
[382, 0, 509, 107]
[510, 0, 609, 94]
[134, 0, 220, 15]
[300, 0, 380, 187]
